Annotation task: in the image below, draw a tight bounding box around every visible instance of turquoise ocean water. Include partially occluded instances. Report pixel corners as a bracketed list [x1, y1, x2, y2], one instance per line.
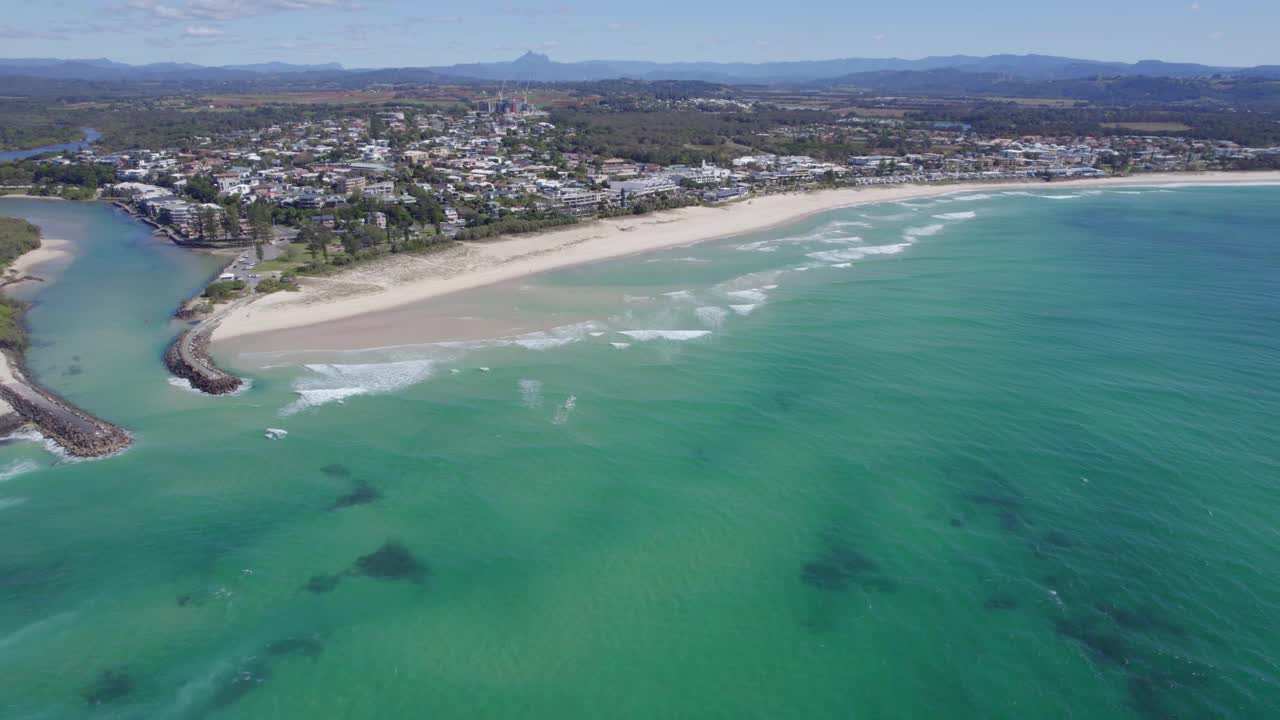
[0, 186, 1277, 719]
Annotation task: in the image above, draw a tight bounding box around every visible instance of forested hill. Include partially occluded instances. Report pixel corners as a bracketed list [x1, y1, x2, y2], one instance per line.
[818, 70, 1280, 109]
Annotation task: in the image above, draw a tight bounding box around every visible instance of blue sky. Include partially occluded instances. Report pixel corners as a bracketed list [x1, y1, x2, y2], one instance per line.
[0, 0, 1276, 68]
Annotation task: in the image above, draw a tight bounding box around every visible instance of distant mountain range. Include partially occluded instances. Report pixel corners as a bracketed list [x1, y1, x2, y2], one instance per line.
[420, 52, 1280, 84]
[1, 52, 1277, 85]
[0, 58, 344, 82]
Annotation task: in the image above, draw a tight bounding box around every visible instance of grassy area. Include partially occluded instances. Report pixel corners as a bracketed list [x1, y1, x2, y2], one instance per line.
[0, 217, 41, 268]
[986, 97, 1080, 107]
[0, 299, 25, 351]
[1101, 121, 1193, 132]
[0, 217, 41, 350]
[254, 242, 311, 273]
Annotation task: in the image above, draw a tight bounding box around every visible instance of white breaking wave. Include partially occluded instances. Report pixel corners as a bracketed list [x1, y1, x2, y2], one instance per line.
[0, 459, 39, 483]
[950, 193, 997, 202]
[623, 294, 652, 303]
[737, 219, 869, 252]
[2, 428, 131, 464]
[933, 211, 977, 220]
[831, 262, 853, 268]
[617, 330, 711, 341]
[518, 379, 543, 408]
[283, 359, 435, 415]
[725, 289, 768, 303]
[1154, 182, 1280, 189]
[662, 290, 697, 301]
[508, 333, 577, 351]
[904, 224, 945, 238]
[1033, 194, 1082, 200]
[695, 306, 730, 328]
[729, 304, 758, 316]
[168, 375, 253, 397]
[806, 243, 911, 263]
[861, 211, 916, 221]
[811, 235, 861, 246]
[506, 321, 606, 351]
[610, 342, 631, 349]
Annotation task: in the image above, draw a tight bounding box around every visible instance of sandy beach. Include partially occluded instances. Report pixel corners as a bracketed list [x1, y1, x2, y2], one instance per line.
[212, 171, 1280, 353]
[7, 237, 72, 281]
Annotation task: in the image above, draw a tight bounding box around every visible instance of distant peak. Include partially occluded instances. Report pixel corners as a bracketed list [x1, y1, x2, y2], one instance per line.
[515, 51, 552, 64]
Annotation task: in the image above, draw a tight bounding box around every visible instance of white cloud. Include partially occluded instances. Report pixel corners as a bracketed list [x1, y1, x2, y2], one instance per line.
[499, 4, 569, 18]
[872, 32, 887, 41]
[184, 25, 224, 37]
[1209, 30, 1224, 40]
[407, 15, 465, 25]
[126, 0, 362, 22]
[1189, 2, 1200, 10]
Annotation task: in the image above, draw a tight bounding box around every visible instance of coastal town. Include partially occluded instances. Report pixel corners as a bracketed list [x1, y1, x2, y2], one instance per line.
[6, 95, 1277, 300]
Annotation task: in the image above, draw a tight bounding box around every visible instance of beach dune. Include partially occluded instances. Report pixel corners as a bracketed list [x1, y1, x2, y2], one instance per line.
[212, 172, 1280, 354]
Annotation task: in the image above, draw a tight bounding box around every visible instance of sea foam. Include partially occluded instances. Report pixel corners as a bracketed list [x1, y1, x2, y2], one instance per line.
[284, 359, 435, 415]
[696, 306, 730, 328]
[617, 330, 711, 341]
[0, 459, 39, 483]
[904, 224, 945, 238]
[806, 243, 910, 263]
[725, 289, 768, 303]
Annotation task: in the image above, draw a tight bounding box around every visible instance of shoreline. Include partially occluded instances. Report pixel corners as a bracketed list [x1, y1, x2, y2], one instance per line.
[212, 171, 1280, 354]
[0, 194, 69, 202]
[4, 237, 73, 287]
[0, 229, 132, 457]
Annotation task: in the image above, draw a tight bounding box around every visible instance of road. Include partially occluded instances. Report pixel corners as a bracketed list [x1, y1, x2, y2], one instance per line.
[221, 229, 295, 288]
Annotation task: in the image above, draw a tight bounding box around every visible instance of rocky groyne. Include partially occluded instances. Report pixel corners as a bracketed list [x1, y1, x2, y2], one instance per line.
[0, 363, 132, 458]
[165, 317, 244, 395]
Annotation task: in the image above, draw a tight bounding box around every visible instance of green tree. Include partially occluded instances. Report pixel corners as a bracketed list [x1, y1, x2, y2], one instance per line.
[186, 174, 218, 203]
[247, 201, 273, 244]
[221, 203, 241, 240]
[202, 207, 221, 240]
